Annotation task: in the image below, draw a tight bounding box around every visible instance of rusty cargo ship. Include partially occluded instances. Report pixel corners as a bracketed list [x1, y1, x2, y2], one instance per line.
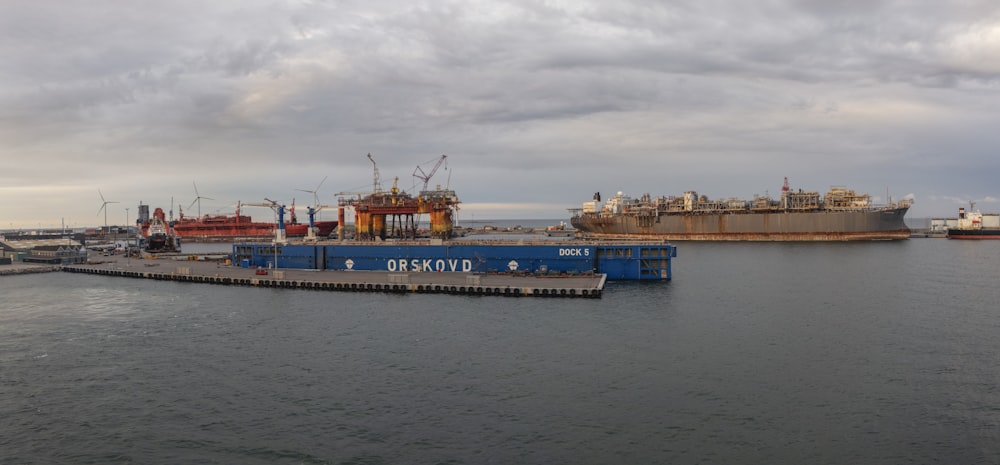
[570, 178, 912, 241]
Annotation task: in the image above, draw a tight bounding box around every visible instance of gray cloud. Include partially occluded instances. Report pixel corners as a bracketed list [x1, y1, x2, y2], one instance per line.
[3, 0, 1000, 228]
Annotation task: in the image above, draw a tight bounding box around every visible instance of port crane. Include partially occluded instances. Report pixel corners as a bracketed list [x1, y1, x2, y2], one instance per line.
[367, 153, 383, 193]
[241, 198, 290, 245]
[413, 155, 447, 192]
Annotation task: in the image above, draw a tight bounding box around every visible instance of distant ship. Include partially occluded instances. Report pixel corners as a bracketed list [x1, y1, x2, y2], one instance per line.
[946, 204, 1000, 239]
[139, 202, 337, 241]
[570, 178, 912, 241]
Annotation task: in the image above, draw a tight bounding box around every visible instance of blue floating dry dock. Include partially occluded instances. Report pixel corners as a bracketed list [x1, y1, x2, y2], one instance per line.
[232, 240, 676, 280]
[58, 240, 675, 299]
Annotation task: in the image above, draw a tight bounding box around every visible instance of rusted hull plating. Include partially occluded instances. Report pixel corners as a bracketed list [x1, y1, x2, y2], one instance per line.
[572, 208, 911, 241]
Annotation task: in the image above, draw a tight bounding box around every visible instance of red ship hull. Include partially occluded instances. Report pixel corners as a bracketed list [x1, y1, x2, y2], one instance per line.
[170, 216, 338, 240]
[285, 221, 339, 237]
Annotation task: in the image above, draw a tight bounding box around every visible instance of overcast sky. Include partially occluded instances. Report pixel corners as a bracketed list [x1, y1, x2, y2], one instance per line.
[3, 0, 1000, 229]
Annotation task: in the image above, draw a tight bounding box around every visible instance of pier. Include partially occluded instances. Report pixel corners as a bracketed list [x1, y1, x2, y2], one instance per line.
[61, 254, 605, 298]
[0, 263, 61, 276]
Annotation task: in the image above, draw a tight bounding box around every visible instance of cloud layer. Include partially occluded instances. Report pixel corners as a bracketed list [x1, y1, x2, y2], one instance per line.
[3, 0, 1000, 228]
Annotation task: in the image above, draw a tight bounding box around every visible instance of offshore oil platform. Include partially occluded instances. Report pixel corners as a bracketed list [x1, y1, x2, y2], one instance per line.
[335, 153, 459, 241]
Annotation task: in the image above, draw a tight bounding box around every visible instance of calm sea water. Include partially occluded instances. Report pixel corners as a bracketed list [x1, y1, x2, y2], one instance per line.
[3, 239, 999, 464]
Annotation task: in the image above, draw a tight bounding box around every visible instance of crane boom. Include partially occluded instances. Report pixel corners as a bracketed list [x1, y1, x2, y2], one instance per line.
[413, 154, 447, 191]
[367, 153, 382, 193]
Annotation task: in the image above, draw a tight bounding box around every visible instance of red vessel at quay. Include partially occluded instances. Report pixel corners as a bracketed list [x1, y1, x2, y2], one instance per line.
[138, 202, 337, 241]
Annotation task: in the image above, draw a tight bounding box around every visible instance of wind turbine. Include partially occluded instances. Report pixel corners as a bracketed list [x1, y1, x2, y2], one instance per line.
[97, 189, 119, 237]
[296, 175, 328, 207]
[189, 182, 214, 218]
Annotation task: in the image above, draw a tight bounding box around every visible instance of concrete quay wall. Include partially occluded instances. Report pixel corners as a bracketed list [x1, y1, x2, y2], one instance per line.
[63, 255, 604, 298]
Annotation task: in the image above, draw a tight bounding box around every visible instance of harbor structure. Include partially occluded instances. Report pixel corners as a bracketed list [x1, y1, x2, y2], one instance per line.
[237, 154, 673, 280]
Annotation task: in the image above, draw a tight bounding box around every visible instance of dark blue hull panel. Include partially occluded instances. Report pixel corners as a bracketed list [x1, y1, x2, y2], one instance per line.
[232, 242, 676, 280]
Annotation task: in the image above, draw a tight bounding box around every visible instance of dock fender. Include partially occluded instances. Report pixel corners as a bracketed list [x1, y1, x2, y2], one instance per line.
[503, 288, 510, 296]
[582, 289, 589, 296]
[542, 288, 549, 295]
[434, 285, 441, 292]
[560, 289, 567, 296]
[569, 289, 576, 296]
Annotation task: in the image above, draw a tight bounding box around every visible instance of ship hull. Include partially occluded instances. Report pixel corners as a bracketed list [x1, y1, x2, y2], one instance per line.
[172, 223, 276, 240]
[285, 221, 338, 237]
[571, 208, 911, 241]
[946, 228, 1000, 239]
[171, 221, 338, 240]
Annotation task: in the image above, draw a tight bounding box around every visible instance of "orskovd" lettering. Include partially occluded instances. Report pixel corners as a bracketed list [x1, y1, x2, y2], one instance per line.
[387, 258, 473, 272]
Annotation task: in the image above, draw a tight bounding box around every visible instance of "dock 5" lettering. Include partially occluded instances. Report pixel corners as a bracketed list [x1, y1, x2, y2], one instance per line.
[559, 248, 589, 256]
